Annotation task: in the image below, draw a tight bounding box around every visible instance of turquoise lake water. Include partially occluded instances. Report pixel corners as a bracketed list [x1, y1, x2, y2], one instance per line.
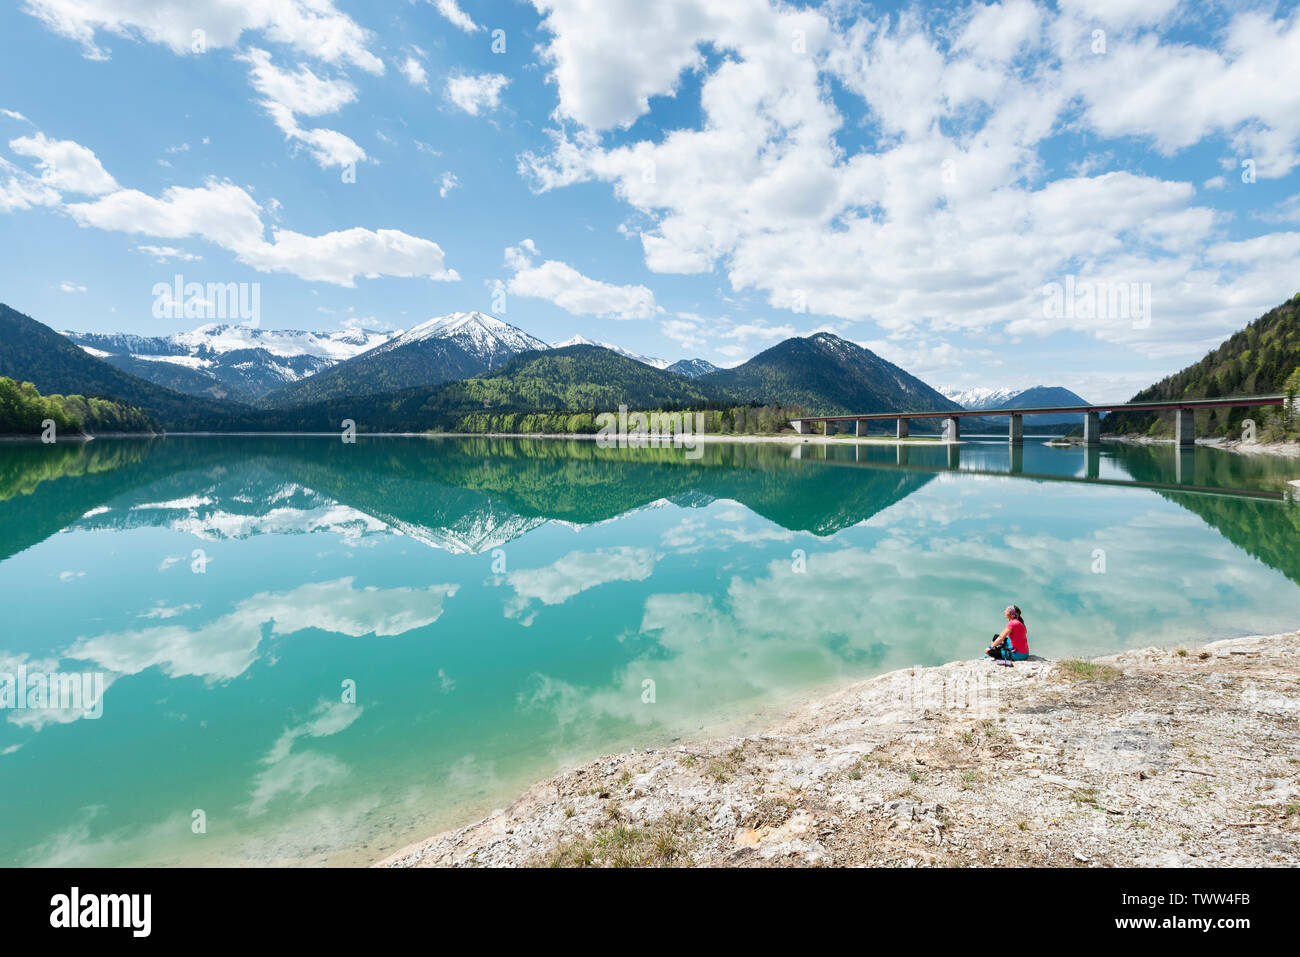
[1, 435, 1298, 866]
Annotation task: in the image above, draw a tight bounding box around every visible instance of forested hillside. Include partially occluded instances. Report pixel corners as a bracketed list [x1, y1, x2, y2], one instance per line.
[702, 332, 960, 416]
[1106, 294, 1300, 439]
[0, 304, 254, 430]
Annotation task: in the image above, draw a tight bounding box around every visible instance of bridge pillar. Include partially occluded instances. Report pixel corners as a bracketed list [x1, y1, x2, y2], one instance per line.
[854, 419, 870, 437]
[824, 420, 837, 437]
[1175, 408, 1195, 447]
[942, 417, 961, 443]
[1008, 414, 1023, 445]
[896, 417, 909, 439]
[792, 419, 812, 434]
[1083, 411, 1101, 446]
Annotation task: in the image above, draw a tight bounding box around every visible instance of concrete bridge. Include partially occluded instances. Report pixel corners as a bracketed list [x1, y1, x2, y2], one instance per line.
[790, 394, 1288, 447]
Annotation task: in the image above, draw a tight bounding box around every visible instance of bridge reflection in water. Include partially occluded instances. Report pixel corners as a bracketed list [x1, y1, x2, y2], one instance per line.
[788, 438, 1290, 503]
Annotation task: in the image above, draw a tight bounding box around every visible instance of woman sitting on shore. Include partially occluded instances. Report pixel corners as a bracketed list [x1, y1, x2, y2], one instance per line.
[987, 605, 1029, 666]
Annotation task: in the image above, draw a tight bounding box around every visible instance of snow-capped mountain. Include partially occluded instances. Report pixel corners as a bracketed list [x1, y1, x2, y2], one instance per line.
[941, 386, 1023, 409]
[551, 334, 672, 370]
[942, 384, 1090, 411]
[65, 323, 398, 402]
[70, 322, 397, 364]
[666, 357, 720, 378]
[64, 312, 703, 408]
[375, 312, 548, 365]
[262, 312, 550, 408]
[942, 384, 1092, 425]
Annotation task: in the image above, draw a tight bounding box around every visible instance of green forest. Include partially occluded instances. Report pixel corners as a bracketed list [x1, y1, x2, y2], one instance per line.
[449, 404, 809, 435]
[0, 377, 155, 436]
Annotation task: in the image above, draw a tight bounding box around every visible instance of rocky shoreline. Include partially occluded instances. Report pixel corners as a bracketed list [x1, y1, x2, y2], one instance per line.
[1107, 434, 1300, 457]
[379, 632, 1300, 868]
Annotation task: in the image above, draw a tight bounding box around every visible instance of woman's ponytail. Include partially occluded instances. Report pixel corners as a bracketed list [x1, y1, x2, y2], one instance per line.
[1010, 605, 1024, 626]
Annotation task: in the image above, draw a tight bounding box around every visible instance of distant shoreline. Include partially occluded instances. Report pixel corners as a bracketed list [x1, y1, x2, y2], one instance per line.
[2, 430, 953, 445]
[5, 431, 1299, 457]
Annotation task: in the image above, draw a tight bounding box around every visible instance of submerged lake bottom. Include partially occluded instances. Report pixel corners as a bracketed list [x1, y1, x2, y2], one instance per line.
[1, 435, 1298, 866]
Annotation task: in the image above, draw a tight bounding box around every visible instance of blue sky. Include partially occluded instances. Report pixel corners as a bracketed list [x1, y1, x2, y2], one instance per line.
[1, 0, 1299, 400]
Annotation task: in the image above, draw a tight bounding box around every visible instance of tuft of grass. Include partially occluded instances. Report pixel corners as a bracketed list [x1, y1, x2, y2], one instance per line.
[703, 743, 748, 784]
[1058, 659, 1121, 681]
[544, 813, 702, 868]
[744, 798, 792, 829]
[1070, 786, 1101, 808]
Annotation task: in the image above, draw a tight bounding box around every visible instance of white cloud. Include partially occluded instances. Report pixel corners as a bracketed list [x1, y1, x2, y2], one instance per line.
[9, 132, 117, 194]
[665, 313, 797, 360]
[251, 224, 460, 286]
[23, 0, 383, 73]
[517, 0, 1300, 368]
[398, 55, 428, 89]
[67, 578, 460, 681]
[137, 601, 198, 619]
[241, 47, 356, 116]
[0, 157, 60, 212]
[430, 0, 481, 33]
[1056, 0, 1181, 30]
[240, 48, 365, 169]
[135, 244, 202, 262]
[504, 239, 655, 319]
[249, 699, 362, 815]
[439, 171, 460, 198]
[341, 315, 394, 333]
[527, 0, 727, 130]
[661, 314, 708, 351]
[22, 5, 381, 167]
[505, 547, 655, 623]
[67, 178, 265, 250]
[1, 108, 29, 122]
[59, 281, 86, 293]
[444, 72, 509, 115]
[32, 145, 461, 285]
[1062, 10, 1300, 178]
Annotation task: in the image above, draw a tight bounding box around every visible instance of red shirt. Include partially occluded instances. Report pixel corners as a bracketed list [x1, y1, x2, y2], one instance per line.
[1007, 620, 1028, 654]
